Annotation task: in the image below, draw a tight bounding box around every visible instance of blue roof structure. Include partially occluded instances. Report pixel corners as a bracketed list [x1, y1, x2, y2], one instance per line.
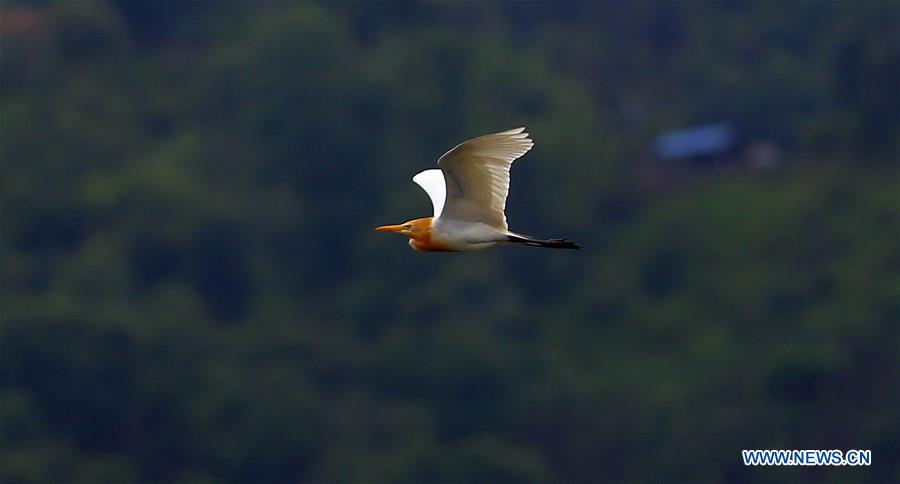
[653, 123, 737, 161]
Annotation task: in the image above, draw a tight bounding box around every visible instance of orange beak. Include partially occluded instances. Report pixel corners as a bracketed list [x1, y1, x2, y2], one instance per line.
[375, 224, 406, 233]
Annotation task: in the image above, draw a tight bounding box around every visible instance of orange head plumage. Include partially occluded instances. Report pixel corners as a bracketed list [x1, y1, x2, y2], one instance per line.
[375, 217, 455, 252]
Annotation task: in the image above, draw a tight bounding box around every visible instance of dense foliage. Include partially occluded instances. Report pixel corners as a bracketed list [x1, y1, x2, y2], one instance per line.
[1, 2, 897, 482]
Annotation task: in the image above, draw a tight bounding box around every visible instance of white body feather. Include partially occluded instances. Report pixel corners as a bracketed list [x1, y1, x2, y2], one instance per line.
[430, 218, 508, 251]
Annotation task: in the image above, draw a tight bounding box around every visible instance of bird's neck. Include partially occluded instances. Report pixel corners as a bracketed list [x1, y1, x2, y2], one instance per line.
[408, 217, 456, 252]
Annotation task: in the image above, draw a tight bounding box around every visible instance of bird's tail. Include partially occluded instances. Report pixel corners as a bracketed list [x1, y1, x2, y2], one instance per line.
[507, 234, 581, 250]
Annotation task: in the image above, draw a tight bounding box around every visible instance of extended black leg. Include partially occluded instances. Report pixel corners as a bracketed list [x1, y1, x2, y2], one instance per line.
[507, 234, 582, 250]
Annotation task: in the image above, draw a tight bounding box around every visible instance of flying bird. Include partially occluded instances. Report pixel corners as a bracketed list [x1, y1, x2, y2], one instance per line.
[376, 127, 581, 252]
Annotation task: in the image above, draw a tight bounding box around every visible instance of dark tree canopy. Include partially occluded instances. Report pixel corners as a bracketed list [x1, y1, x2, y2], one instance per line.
[1, 2, 897, 482]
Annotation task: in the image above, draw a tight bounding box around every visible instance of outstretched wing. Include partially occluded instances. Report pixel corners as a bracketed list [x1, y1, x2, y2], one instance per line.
[436, 127, 533, 230]
[412, 169, 446, 219]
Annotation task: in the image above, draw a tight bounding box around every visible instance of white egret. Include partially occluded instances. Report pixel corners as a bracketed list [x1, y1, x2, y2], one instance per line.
[376, 127, 581, 252]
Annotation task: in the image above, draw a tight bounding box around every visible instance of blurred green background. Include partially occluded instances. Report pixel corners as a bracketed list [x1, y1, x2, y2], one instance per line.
[1, 1, 898, 482]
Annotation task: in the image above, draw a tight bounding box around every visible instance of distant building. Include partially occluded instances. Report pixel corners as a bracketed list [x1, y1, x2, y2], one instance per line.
[644, 122, 783, 187]
[652, 122, 741, 168]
